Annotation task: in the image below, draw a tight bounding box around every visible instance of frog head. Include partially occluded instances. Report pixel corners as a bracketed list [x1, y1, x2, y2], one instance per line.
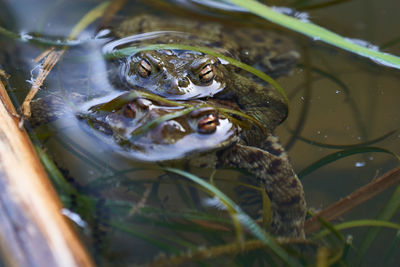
[78, 92, 239, 161]
[119, 49, 227, 100]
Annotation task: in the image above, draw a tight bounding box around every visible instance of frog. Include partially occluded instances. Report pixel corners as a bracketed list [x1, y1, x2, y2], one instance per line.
[75, 91, 306, 238]
[28, 13, 306, 238]
[104, 14, 300, 143]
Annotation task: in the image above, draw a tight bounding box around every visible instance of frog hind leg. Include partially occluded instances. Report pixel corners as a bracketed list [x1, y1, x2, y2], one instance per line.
[218, 139, 306, 238]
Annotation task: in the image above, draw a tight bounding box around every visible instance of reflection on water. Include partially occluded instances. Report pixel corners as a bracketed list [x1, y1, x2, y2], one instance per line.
[1, 0, 400, 266]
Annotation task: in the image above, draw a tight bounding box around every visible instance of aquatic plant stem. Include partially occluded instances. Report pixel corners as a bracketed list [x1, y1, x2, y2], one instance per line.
[304, 166, 400, 234]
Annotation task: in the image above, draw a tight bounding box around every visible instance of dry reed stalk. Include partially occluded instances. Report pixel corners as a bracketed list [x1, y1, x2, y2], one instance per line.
[0, 77, 94, 267]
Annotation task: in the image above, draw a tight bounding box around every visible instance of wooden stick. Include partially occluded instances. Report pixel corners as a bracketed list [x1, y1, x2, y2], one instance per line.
[0, 78, 94, 266]
[304, 166, 400, 234]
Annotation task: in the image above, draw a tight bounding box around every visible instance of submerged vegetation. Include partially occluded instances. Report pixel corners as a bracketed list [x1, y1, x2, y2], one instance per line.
[1, 0, 399, 266]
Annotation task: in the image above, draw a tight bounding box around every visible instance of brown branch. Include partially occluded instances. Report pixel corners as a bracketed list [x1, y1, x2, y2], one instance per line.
[0, 78, 94, 266]
[305, 166, 400, 234]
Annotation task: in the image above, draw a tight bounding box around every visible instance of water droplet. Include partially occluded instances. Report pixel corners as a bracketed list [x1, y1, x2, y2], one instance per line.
[355, 161, 366, 167]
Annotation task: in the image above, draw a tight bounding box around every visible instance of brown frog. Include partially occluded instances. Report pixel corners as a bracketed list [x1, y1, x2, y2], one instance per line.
[105, 14, 299, 138]
[29, 14, 306, 238]
[76, 91, 306, 238]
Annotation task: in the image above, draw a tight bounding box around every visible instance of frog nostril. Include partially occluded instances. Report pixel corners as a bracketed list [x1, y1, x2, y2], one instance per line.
[197, 114, 219, 134]
[178, 77, 189, 87]
[123, 103, 136, 118]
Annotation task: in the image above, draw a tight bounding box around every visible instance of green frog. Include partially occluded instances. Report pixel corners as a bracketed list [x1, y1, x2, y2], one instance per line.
[75, 91, 306, 238]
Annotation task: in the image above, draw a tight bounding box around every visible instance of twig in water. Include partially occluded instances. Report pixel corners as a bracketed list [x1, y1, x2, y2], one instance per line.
[21, 49, 64, 119]
[305, 167, 400, 234]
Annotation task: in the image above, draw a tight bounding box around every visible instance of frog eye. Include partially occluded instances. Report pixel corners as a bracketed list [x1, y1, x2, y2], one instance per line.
[138, 59, 152, 78]
[199, 64, 214, 83]
[197, 114, 219, 134]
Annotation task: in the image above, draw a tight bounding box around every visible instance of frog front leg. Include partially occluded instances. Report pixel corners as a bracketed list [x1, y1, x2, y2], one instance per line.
[217, 138, 306, 238]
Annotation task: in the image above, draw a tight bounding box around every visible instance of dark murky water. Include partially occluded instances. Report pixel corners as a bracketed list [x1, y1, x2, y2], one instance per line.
[1, 0, 399, 266]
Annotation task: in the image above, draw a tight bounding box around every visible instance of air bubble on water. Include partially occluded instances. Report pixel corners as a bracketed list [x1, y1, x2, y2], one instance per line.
[355, 161, 366, 167]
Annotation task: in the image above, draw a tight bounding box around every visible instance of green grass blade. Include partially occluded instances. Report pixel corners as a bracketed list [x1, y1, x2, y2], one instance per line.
[357, 183, 400, 265]
[163, 167, 300, 267]
[68, 1, 110, 40]
[34, 145, 76, 195]
[382, 230, 400, 266]
[298, 147, 400, 178]
[313, 219, 400, 239]
[228, 0, 400, 69]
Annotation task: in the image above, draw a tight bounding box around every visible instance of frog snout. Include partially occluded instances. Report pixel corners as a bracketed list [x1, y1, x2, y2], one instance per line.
[178, 77, 190, 88]
[167, 77, 191, 95]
